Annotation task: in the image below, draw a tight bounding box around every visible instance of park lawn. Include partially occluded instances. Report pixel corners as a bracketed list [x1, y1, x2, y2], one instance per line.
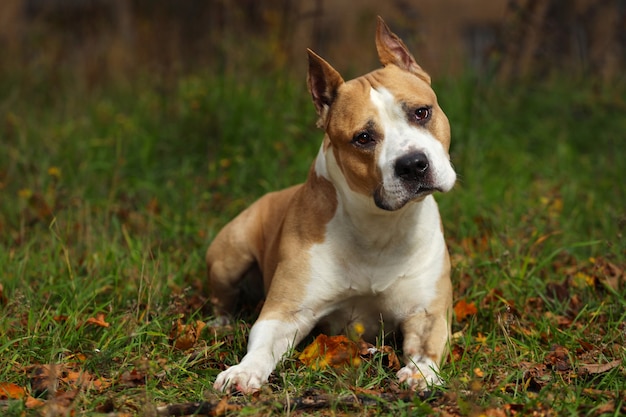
[0, 71, 624, 416]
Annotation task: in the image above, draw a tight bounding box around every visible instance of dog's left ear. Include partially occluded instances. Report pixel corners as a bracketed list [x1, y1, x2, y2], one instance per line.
[307, 49, 345, 128]
[375, 16, 431, 85]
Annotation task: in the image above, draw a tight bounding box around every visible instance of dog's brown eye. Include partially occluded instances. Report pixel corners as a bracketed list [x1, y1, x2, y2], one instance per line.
[414, 107, 430, 122]
[354, 132, 373, 146]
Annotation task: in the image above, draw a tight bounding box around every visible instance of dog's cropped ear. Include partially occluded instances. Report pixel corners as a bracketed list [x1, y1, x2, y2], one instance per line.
[307, 49, 344, 128]
[375, 16, 431, 85]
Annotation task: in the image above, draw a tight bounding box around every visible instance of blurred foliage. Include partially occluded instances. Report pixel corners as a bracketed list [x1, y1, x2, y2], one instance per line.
[0, 0, 623, 89]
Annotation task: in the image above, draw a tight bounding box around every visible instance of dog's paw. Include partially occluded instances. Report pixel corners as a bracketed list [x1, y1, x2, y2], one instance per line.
[213, 364, 269, 394]
[397, 358, 442, 391]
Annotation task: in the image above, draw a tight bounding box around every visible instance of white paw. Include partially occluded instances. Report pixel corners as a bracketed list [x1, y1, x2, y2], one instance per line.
[213, 363, 269, 394]
[397, 358, 442, 391]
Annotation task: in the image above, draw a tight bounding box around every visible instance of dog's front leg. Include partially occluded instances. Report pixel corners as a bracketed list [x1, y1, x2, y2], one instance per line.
[397, 309, 450, 391]
[214, 316, 313, 393]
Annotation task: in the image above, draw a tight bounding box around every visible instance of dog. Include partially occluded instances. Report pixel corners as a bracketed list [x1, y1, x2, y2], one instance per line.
[206, 17, 456, 394]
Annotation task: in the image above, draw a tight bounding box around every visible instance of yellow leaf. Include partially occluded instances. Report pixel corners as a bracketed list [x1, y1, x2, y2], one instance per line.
[47, 166, 61, 178]
[18, 188, 32, 199]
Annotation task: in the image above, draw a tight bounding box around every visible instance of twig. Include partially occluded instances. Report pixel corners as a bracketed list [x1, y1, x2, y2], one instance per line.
[156, 401, 217, 416]
[155, 390, 431, 416]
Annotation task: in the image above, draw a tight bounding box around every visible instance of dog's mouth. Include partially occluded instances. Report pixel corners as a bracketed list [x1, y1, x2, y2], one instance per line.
[373, 184, 441, 211]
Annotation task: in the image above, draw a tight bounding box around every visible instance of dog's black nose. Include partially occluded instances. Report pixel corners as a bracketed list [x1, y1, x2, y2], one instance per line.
[395, 152, 429, 181]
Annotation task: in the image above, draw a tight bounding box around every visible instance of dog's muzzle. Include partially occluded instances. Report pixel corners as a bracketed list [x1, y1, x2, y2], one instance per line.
[374, 151, 441, 211]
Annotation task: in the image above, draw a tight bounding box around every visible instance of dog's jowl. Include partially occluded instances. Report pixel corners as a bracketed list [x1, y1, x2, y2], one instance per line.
[206, 17, 456, 394]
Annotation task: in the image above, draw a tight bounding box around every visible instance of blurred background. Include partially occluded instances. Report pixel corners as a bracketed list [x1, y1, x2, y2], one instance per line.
[0, 0, 623, 86]
[1, 0, 624, 260]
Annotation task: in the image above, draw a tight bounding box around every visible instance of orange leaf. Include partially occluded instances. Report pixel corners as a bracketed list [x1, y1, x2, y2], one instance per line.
[299, 334, 361, 370]
[84, 313, 110, 328]
[170, 319, 206, 350]
[25, 395, 45, 409]
[0, 382, 26, 399]
[454, 299, 478, 322]
[214, 397, 242, 415]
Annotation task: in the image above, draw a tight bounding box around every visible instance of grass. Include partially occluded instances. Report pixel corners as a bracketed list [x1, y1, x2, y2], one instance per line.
[0, 68, 625, 416]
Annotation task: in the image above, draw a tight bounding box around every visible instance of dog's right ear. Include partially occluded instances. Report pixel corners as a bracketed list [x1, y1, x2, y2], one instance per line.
[376, 16, 431, 85]
[307, 49, 344, 128]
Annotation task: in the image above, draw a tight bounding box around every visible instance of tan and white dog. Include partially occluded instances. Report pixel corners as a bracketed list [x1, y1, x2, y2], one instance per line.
[207, 17, 456, 394]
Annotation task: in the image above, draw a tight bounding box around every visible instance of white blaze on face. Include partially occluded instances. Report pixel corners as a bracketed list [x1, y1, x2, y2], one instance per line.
[370, 87, 456, 209]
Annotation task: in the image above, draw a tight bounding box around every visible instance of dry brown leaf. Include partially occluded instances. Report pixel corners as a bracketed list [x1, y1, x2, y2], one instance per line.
[29, 363, 111, 396]
[358, 342, 402, 371]
[299, 334, 361, 370]
[578, 359, 622, 376]
[53, 389, 79, 407]
[30, 364, 56, 396]
[119, 369, 146, 387]
[544, 344, 571, 371]
[214, 397, 242, 416]
[592, 401, 617, 415]
[591, 257, 625, 291]
[379, 345, 402, 371]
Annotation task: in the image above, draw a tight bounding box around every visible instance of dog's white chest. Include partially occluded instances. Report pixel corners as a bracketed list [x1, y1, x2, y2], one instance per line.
[302, 195, 446, 321]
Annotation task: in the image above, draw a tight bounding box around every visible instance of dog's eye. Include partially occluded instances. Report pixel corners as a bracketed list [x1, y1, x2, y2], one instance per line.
[353, 132, 374, 146]
[414, 107, 431, 123]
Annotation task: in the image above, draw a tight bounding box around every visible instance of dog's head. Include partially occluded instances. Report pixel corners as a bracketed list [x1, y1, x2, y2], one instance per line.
[308, 17, 456, 211]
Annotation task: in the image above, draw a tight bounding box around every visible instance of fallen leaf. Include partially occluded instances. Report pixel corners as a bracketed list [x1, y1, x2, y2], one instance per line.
[53, 388, 79, 407]
[577, 338, 595, 353]
[578, 359, 621, 376]
[84, 313, 110, 328]
[591, 257, 625, 291]
[30, 364, 56, 396]
[299, 334, 361, 370]
[29, 363, 111, 396]
[454, 299, 477, 322]
[544, 344, 571, 371]
[379, 345, 402, 371]
[591, 401, 617, 415]
[214, 397, 242, 416]
[357, 342, 401, 371]
[170, 319, 206, 350]
[0, 382, 26, 399]
[483, 407, 507, 417]
[119, 369, 146, 387]
[25, 395, 45, 409]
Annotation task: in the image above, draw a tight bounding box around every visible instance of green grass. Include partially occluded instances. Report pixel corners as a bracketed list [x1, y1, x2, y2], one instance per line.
[0, 70, 625, 416]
